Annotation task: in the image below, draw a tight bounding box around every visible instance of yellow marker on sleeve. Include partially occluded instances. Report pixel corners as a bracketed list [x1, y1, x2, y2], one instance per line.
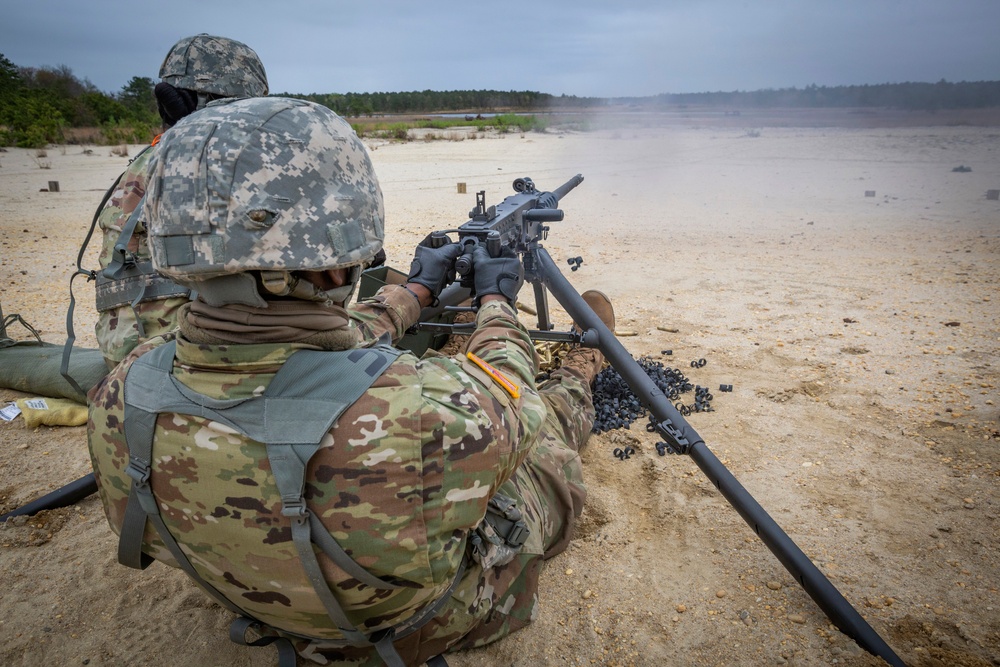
[466, 352, 520, 399]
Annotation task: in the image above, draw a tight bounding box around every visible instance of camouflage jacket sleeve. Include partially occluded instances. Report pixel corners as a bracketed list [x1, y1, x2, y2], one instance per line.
[349, 283, 421, 344]
[351, 286, 539, 388]
[350, 288, 543, 493]
[434, 299, 542, 483]
[464, 300, 539, 392]
[96, 143, 158, 270]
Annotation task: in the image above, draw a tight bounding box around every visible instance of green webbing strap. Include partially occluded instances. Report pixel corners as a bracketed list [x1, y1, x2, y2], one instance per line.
[1, 311, 43, 349]
[229, 618, 297, 667]
[117, 395, 158, 569]
[60, 270, 97, 397]
[262, 346, 402, 649]
[309, 512, 399, 590]
[378, 554, 468, 642]
[61, 143, 154, 390]
[284, 496, 370, 647]
[105, 194, 151, 338]
[119, 342, 248, 619]
[102, 194, 145, 282]
[372, 632, 407, 667]
[61, 169, 126, 394]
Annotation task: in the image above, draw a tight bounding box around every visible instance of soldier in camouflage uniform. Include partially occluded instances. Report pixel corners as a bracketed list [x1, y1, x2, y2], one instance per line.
[94, 34, 268, 369]
[87, 97, 614, 666]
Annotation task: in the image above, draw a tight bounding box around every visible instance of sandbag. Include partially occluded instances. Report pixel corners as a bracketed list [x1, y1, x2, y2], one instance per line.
[0, 342, 109, 404]
[15, 396, 89, 427]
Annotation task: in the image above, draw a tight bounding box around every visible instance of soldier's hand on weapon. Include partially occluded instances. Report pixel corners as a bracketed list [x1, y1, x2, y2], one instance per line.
[406, 235, 463, 306]
[470, 243, 523, 306]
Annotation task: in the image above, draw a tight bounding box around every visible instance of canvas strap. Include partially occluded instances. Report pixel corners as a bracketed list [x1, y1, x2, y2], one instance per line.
[117, 339, 468, 663]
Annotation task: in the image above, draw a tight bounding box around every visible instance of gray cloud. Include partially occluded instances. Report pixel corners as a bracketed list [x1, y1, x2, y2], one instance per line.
[2, 0, 997, 97]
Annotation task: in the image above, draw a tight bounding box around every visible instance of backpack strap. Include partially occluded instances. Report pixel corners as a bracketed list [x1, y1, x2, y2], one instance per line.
[119, 340, 473, 664]
[119, 342, 402, 574]
[261, 346, 404, 649]
[60, 167, 128, 393]
[229, 618, 298, 667]
[117, 342, 254, 626]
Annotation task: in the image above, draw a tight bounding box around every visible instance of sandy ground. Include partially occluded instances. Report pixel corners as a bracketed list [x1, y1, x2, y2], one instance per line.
[1, 109, 998, 667]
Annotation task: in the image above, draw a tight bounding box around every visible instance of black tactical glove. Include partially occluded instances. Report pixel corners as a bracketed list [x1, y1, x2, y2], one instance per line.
[471, 243, 524, 305]
[407, 239, 462, 302]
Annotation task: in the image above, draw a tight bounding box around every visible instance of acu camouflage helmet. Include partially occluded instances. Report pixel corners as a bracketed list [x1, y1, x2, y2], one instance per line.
[159, 33, 269, 98]
[144, 97, 385, 307]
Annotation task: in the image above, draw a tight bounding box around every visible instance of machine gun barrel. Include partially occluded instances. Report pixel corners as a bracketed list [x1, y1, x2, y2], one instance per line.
[550, 173, 584, 201]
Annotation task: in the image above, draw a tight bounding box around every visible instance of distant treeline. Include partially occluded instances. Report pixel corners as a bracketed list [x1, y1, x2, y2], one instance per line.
[282, 81, 1000, 116]
[279, 90, 600, 116]
[2, 50, 999, 148]
[647, 80, 1000, 110]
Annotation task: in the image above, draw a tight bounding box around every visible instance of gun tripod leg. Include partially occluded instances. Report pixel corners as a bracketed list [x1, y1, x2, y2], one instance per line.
[533, 246, 905, 667]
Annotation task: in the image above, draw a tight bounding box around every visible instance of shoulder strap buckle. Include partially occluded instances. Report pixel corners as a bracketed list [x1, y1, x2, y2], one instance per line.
[280, 498, 308, 519]
[125, 457, 151, 487]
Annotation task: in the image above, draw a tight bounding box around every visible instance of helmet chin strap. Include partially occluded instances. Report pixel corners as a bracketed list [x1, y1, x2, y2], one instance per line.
[259, 268, 360, 306]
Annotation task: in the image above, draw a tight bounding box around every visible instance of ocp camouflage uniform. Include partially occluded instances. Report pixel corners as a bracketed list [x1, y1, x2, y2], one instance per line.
[88, 284, 593, 665]
[94, 141, 190, 369]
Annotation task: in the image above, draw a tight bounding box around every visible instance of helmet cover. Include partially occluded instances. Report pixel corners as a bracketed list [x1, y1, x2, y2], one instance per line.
[145, 97, 384, 295]
[159, 33, 269, 98]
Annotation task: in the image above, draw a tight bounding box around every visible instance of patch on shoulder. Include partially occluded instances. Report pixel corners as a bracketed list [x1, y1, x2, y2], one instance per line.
[465, 352, 520, 399]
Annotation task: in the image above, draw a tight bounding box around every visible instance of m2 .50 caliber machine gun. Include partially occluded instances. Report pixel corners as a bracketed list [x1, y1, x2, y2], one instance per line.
[418, 174, 594, 344]
[416, 174, 907, 667]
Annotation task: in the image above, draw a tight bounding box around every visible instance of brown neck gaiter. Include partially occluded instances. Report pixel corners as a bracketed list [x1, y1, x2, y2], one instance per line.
[180, 298, 361, 349]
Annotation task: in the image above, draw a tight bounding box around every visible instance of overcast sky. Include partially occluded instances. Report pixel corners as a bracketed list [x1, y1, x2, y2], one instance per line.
[2, 0, 998, 98]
